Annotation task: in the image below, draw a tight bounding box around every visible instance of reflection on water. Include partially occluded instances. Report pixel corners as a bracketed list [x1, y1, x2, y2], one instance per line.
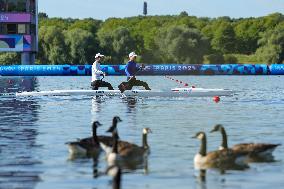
[0, 77, 37, 94]
[245, 154, 278, 163]
[91, 96, 105, 114]
[0, 77, 41, 189]
[123, 96, 139, 114]
[199, 169, 206, 182]
[0, 76, 284, 189]
[92, 157, 100, 178]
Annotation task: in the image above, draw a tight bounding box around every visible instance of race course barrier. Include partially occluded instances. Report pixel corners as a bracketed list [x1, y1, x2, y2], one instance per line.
[269, 64, 284, 75]
[0, 64, 283, 76]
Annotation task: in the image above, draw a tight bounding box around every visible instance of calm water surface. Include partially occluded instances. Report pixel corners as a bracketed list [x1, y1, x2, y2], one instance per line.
[0, 76, 284, 189]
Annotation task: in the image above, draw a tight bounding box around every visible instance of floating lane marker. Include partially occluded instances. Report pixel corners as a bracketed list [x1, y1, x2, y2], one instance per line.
[165, 75, 192, 87]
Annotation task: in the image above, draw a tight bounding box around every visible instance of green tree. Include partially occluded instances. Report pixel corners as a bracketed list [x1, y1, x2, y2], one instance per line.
[39, 18, 74, 30]
[98, 27, 136, 63]
[67, 19, 102, 63]
[224, 54, 238, 64]
[38, 26, 67, 64]
[33, 12, 284, 65]
[64, 28, 95, 64]
[179, 11, 189, 17]
[204, 53, 224, 64]
[211, 22, 236, 54]
[262, 13, 284, 30]
[156, 25, 209, 64]
[256, 23, 284, 64]
[0, 53, 20, 65]
[38, 12, 48, 19]
[234, 19, 263, 54]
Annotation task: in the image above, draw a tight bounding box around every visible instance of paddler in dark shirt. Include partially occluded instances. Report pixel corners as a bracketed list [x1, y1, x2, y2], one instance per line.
[118, 52, 151, 93]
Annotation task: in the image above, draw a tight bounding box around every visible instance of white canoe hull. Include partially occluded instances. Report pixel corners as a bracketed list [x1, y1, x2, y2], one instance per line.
[16, 88, 233, 97]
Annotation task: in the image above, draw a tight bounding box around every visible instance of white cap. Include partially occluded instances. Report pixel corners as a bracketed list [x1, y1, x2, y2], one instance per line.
[129, 52, 138, 58]
[95, 53, 104, 58]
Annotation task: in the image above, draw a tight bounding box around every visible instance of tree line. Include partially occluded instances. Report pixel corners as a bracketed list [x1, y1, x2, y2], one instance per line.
[1, 12, 284, 65]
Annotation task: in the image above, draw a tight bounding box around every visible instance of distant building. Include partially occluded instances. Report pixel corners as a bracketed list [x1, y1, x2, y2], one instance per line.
[0, 0, 38, 64]
[143, 1, 147, 16]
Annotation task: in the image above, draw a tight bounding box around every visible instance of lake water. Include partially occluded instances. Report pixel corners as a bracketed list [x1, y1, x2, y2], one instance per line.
[0, 76, 284, 189]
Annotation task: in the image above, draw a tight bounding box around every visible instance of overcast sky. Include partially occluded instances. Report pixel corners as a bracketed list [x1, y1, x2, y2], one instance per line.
[38, 0, 284, 20]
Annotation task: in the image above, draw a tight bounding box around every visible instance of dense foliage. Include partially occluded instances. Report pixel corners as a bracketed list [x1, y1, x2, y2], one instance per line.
[1, 12, 284, 65]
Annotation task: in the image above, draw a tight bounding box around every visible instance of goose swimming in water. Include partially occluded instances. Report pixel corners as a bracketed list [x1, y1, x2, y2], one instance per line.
[66, 116, 122, 158]
[107, 116, 123, 134]
[210, 124, 281, 160]
[118, 127, 152, 158]
[100, 128, 152, 169]
[193, 132, 249, 171]
[100, 129, 121, 166]
[66, 121, 103, 157]
[103, 127, 152, 157]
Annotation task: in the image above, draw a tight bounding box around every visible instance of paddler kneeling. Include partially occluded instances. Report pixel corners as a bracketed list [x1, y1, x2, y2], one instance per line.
[91, 53, 114, 90]
[118, 52, 151, 93]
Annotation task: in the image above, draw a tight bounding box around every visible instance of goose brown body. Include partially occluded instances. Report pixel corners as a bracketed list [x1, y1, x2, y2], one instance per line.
[232, 143, 280, 156]
[210, 124, 280, 159]
[117, 128, 151, 158]
[101, 128, 152, 170]
[193, 132, 249, 170]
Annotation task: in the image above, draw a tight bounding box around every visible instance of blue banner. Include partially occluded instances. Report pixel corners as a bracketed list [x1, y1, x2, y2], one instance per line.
[0, 64, 276, 76]
[269, 64, 284, 75]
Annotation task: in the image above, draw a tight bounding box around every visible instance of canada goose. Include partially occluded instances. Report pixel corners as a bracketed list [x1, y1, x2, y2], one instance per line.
[100, 128, 152, 169]
[193, 132, 249, 171]
[66, 116, 122, 158]
[107, 116, 123, 134]
[66, 121, 103, 157]
[210, 124, 281, 159]
[100, 129, 121, 166]
[106, 165, 122, 189]
[105, 116, 123, 142]
[104, 127, 152, 156]
[118, 128, 152, 158]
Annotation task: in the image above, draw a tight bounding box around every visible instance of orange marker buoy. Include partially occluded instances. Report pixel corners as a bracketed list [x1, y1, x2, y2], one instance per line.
[213, 96, 220, 103]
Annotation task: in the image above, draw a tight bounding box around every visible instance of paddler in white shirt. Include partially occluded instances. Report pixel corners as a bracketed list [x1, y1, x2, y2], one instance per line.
[91, 53, 114, 90]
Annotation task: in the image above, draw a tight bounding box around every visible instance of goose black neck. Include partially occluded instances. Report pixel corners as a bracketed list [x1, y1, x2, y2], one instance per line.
[221, 127, 228, 149]
[112, 119, 118, 128]
[112, 132, 118, 154]
[113, 129, 120, 140]
[142, 133, 149, 149]
[113, 168, 121, 189]
[199, 135, 207, 156]
[92, 125, 99, 145]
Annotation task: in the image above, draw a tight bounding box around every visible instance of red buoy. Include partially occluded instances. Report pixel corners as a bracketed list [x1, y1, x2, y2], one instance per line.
[213, 96, 220, 103]
[184, 83, 189, 87]
[192, 85, 196, 88]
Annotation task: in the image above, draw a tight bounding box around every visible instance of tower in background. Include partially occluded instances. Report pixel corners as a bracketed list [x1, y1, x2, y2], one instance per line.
[0, 0, 38, 65]
[143, 1, 147, 16]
